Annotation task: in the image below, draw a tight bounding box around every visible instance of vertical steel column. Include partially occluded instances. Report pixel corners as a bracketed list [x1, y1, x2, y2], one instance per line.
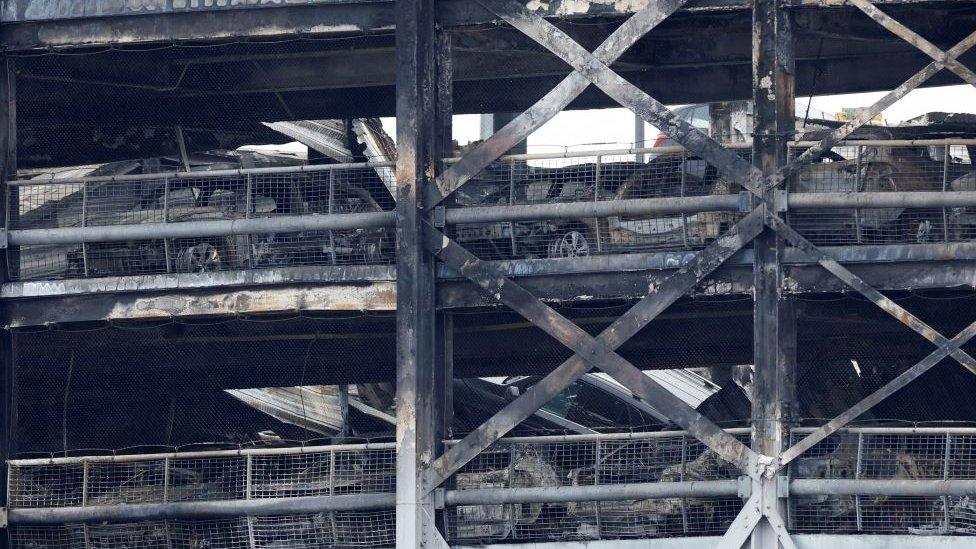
[395, 0, 449, 545]
[751, 0, 796, 547]
[0, 57, 17, 549]
[634, 115, 645, 162]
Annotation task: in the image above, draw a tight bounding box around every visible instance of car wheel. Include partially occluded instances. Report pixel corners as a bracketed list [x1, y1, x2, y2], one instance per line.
[176, 243, 222, 273]
[547, 229, 591, 259]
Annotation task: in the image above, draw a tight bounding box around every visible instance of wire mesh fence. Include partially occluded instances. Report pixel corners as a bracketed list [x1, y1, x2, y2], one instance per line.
[445, 146, 751, 261]
[443, 430, 749, 543]
[6, 140, 976, 283]
[788, 428, 976, 535]
[786, 142, 975, 246]
[7, 163, 397, 281]
[445, 140, 976, 263]
[8, 443, 396, 510]
[12, 427, 976, 548]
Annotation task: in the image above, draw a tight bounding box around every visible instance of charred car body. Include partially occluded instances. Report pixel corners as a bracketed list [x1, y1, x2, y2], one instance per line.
[13, 119, 397, 280]
[452, 113, 976, 259]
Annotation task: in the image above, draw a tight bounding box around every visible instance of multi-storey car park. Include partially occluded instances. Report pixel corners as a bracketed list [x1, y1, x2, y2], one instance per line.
[2, 0, 976, 548]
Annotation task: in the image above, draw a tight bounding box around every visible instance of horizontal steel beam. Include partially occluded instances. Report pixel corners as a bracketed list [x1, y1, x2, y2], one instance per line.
[789, 478, 976, 497]
[9, 161, 395, 187]
[443, 479, 741, 506]
[7, 211, 395, 246]
[11, 476, 975, 526]
[6, 493, 396, 525]
[444, 194, 744, 224]
[788, 191, 976, 210]
[446, 191, 976, 226]
[9, 189, 976, 247]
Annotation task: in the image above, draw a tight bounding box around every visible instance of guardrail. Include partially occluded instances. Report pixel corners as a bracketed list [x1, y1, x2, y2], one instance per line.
[7, 427, 976, 546]
[5, 139, 976, 282]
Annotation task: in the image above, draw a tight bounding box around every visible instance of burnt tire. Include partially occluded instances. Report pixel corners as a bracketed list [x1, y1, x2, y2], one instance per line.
[547, 229, 593, 259]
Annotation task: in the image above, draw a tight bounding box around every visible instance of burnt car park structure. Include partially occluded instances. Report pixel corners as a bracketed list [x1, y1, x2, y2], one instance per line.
[5, 1, 976, 549]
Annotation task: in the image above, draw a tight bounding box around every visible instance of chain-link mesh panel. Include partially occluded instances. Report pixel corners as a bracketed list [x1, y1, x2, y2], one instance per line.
[788, 428, 976, 535]
[8, 164, 396, 281]
[446, 146, 751, 261]
[8, 444, 396, 514]
[787, 142, 976, 247]
[443, 431, 749, 543]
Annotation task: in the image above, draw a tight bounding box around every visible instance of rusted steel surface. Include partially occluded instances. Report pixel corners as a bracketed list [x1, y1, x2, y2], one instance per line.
[426, 0, 689, 208]
[422, 215, 764, 489]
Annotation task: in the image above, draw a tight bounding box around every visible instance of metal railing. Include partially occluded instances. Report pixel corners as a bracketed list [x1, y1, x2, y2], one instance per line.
[8, 426, 976, 545]
[5, 140, 976, 282]
[6, 162, 397, 281]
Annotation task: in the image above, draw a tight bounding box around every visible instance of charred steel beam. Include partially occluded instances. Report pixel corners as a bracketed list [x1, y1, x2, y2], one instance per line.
[394, 0, 445, 544]
[765, 26, 976, 191]
[6, 211, 395, 246]
[421, 218, 764, 490]
[443, 479, 742, 506]
[0, 54, 16, 521]
[474, 0, 765, 197]
[424, 0, 690, 209]
[850, 0, 976, 87]
[741, 0, 798, 546]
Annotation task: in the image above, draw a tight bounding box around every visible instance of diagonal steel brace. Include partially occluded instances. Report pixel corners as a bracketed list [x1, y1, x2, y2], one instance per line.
[421, 221, 766, 489]
[851, 0, 976, 86]
[766, 213, 976, 470]
[424, 210, 767, 490]
[477, 0, 765, 197]
[425, 0, 691, 208]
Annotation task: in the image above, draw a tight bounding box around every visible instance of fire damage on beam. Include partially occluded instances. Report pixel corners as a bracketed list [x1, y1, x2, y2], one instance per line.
[5, 4, 976, 167]
[3, 0, 976, 547]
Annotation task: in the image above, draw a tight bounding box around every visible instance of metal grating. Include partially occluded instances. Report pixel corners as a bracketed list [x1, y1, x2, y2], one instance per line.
[10, 428, 976, 547]
[7, 163, 397, 281]
[443, 430, 749, 543]
[788, 428, 976, 535]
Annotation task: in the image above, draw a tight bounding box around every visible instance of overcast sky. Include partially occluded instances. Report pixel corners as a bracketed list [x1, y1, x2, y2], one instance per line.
[380, 84, 976, 154]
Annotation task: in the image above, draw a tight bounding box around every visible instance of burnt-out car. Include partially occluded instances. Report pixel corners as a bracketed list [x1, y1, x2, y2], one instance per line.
[13, 119, 398, 280]
[452, 113, 976, 259]
[14, 149, 396, 280]
[787, 123, 976, 245]
[450, 151, 755, 259]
